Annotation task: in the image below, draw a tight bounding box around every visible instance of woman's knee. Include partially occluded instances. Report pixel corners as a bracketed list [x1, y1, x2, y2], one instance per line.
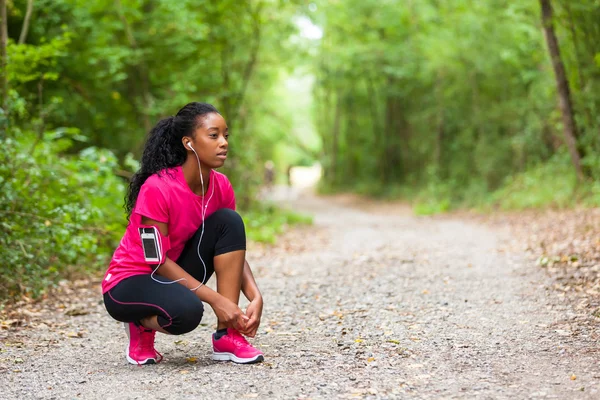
[212, 208, 244, 229]
[164, 298, 204, 335]
[212, 208, 246, 243]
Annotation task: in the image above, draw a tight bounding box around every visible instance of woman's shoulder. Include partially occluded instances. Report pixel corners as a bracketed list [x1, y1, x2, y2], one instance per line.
[145, 167, 180, 187]
[138, 168, 181, 200]
[212, 170, 232, 186]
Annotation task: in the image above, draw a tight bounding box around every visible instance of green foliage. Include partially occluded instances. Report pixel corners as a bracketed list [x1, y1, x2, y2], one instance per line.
[0, 127, 126, 300]
[7, 32, 71, 85]
[5, 0, 599, 301]
[312, 0, 600, 211]
[243, 204, 312, 244]
[491, 152, 580, 210]
[0, 0, 313, 302]
[6, 0, 305, 182]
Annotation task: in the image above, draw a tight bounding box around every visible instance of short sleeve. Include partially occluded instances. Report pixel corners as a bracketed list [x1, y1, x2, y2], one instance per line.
[133, 180, 170, 223]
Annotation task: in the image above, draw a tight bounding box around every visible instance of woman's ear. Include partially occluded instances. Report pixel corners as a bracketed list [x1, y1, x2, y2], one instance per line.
[182, 137, 193, 150]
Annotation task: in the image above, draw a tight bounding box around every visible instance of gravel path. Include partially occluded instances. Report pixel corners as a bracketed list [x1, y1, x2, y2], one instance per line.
[2, 191, 599, 399]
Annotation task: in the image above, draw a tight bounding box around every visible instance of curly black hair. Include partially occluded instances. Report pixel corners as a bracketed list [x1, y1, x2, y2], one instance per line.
[125, 102, 220, 217]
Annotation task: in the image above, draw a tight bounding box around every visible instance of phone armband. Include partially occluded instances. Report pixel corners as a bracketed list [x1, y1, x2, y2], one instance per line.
[138, 225, 171, 264]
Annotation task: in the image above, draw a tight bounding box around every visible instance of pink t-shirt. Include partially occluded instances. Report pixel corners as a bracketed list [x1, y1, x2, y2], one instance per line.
[101, 166, 236, 293]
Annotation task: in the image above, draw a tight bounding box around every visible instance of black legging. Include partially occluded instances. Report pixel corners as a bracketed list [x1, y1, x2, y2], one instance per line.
[103, 208, 246, 335]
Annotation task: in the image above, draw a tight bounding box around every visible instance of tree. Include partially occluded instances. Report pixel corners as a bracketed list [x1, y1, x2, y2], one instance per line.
[0, 0, 7, 112]
[539, 0, 584, 181]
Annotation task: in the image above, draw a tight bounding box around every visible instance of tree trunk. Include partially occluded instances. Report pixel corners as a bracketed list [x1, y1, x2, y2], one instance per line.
[366, 76, 385, 181]
[115, 0, 152, 135]
[434, 71, 447, 177]
[565, 2, 599, 151]
[539, 0, 584, 181]
[220, 46, 231, 120]
[434, 110, 445, 179]
[230, 1, 262, 128]
[331, 91, 342, 185]
[18, 0, 34, 44]
[383, 93, 394, 184]
[1, 0, 7, 112]
[564, 3, 586, 92]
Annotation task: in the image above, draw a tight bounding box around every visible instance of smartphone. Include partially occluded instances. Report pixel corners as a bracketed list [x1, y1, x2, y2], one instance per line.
[139, 227, 162, 264]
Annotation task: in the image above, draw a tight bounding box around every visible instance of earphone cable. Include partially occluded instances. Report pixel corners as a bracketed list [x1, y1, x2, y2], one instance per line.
[150, 147, 214, 290]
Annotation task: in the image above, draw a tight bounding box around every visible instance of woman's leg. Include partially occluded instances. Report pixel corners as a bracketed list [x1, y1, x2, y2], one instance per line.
[177, 208, 263, 364]
[104, 274, 205, 365]
[104, 274, 204, 335]
[177, 208, 246, 329]
[213, 250, 245, 329]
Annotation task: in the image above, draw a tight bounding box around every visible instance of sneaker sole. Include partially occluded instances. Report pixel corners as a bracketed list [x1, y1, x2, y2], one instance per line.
[212, 351, 264, 364]
[126, 349, 157, 365]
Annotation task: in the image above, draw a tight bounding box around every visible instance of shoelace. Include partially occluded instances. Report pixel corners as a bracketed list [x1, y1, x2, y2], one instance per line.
[230, 331, 252, 348]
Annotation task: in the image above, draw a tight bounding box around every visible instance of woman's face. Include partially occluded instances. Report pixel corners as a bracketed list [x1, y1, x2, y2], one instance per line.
[187, 112, 229, 169]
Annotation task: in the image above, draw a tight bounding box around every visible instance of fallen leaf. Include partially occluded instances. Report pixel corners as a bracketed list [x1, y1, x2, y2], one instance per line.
[555, 329, 572, 336]
[65, 308, 89, 317]
[1, 320, 21, 329]
[367, 357, 375, 362]
[571, 374, 577, 381]
[186, 357, 198, 363]
[21, 310, 42, 318]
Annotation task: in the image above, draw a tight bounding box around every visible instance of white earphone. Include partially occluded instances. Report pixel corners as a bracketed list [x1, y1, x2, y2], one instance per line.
[188, 140, 213, 290]
[150, 139, 213, 291]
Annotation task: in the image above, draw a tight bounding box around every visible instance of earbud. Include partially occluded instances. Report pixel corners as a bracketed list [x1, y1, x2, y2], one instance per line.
[187, 142, 193, 150]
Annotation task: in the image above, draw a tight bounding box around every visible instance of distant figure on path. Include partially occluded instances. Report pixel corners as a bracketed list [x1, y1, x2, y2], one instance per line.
[286, 164, 293, 187]
[101, 102, 264, 365]
[263, 160, 275, 191]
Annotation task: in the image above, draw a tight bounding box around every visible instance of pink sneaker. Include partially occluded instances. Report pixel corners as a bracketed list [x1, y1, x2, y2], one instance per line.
[123, 322, 163, 365]
[212, 328, 264, 364]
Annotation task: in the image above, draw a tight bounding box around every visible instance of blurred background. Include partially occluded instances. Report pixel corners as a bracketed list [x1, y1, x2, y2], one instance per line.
[0, 0, 598, 301]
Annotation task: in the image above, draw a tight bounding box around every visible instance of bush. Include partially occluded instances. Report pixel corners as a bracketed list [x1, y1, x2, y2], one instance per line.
[0, 131, 126, 301]
[491, 152, 578, 209]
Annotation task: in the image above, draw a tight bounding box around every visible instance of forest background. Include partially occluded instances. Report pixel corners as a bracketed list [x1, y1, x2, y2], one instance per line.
[0, 0, 599, 302]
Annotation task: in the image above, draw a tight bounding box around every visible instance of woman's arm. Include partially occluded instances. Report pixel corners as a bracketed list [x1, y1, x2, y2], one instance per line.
[241, 259, 262, 302]
[241, 259, 263, 337]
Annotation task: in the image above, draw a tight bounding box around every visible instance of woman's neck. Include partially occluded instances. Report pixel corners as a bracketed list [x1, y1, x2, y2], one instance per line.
[182, 158, 211, 195]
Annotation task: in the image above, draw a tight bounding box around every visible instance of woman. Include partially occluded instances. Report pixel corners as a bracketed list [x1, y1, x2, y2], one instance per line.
[102, 102, 264, 365]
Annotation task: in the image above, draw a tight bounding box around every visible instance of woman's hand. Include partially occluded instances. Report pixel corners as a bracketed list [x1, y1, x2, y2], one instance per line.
[240, 296, 263, 338]
[211, 296, 249, 332]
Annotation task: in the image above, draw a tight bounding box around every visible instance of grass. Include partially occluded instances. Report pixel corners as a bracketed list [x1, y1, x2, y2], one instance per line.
[318, 154, 600, 216]
[242, 204, 313, 244]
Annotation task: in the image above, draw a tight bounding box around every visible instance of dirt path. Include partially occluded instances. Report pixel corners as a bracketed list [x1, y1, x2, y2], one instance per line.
[2, 190, 599, 399]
